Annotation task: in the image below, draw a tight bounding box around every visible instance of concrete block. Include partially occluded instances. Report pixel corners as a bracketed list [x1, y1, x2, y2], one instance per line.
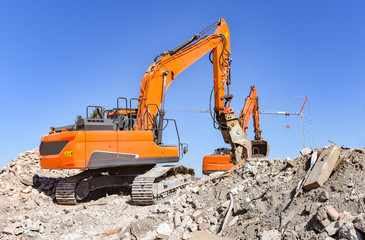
[325, 205, 340, 221]
[192, 210, 203, 220]
[300, 148, 311, 156]
[261, 230, 281, 240]
[325, 221, 340, 236]
[156, 222, 172, 236]
[174, 212, 182, 227]
[218, 188, 228, 200]
[303, 145, 341, 190]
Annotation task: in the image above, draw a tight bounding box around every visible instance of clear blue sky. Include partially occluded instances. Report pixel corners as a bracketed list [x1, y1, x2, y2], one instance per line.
[0, 1, 364, 177]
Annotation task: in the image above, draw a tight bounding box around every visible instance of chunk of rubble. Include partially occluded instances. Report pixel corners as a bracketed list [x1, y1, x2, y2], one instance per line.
[261, 230, 281, 240]
[338, 221, 363, 240]
[324, 205, 339, 221]
[190, 230, 230, 240]
[325, 221, 340, 236]
[303, 145, 341, 190]
[198, 222, 210, 230]
[354, 214, 365, 234]
[300, 148, 312, 156]
[156, 222, 172, 237]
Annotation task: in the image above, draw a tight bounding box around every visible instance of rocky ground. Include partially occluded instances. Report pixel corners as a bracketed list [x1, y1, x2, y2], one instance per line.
[0, 146, 364, 239]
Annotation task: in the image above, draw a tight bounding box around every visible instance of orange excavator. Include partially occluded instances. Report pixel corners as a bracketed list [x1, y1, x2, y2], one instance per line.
[202, 85, 269, 175]
[39, 18, 254, 205]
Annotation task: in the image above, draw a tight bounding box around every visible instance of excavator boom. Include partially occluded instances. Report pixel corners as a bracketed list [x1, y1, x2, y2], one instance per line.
[135, 19, 251, 163]
[136, 19, 230, 130]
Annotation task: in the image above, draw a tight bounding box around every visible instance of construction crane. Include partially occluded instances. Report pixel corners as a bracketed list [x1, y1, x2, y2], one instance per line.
[39, 18, 252, 205]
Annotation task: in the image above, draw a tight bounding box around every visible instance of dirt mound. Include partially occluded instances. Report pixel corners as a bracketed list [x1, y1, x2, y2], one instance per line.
[0, 146, 364, 239]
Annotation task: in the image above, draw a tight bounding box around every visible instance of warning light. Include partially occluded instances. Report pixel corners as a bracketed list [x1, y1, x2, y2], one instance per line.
[286, 125, 290, 129]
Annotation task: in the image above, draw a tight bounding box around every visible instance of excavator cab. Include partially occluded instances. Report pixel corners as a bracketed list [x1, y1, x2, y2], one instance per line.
[106, 108, 138, 130]
[106, 97, 139, 131]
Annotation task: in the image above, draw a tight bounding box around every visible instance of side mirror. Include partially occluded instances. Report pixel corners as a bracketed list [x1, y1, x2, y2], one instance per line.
[183, 147, 188, 154]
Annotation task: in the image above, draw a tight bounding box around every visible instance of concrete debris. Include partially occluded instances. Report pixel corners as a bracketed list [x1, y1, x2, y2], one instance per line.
[324, 205, 340, 221]
[324, 221, 340, 236]
[318, 191, 329, 202]
[199, 222, 210, 230]
[338, 221, 363, 240]
[156, 222, 172, 236]
[354, 214, 365, 234]
[0, 146, 364, 239]
[261, 230, 281, 240]
[190, 231, 230, 240]
[303, 144, 341, 190]
[300, 148, 312, 156]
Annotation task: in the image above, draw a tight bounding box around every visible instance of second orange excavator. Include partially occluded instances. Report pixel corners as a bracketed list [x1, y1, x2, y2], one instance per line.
[203, 86, 269, 175]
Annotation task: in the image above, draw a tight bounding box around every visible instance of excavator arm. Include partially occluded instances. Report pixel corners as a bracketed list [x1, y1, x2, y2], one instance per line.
[239, 86, 262, 140]
[135, 19, 251, 163]
[135, 19, 231, 130]
[239, 86, 269, 156]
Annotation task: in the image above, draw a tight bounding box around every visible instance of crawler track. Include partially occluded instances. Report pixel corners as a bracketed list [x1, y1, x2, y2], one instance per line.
[55, 179, 78, 205]
[131, 165, 194, 205]
[54, 165, 194, 205]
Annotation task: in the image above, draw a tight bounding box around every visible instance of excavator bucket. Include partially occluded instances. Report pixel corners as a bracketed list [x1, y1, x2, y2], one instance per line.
[251, 140, 269, 158]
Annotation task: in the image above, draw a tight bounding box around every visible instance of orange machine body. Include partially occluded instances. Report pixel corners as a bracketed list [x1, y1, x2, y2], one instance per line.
[202, 154, 234, 175]
[40, 19, 232, 172]
[40, 130, 178, 169]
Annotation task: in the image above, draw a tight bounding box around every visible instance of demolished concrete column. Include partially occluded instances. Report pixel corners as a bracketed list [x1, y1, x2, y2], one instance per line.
[303, 145, 341, 190]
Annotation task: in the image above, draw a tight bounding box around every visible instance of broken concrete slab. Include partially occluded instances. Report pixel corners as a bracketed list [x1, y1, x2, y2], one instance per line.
[325, 221, 340, 236]
[303, 145, 341, 190]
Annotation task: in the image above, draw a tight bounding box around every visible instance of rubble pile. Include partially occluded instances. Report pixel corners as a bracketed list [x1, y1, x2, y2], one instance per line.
[123, 145, 365, 240]
[0, 146, 364, 239]
[0, 149, 162, 239]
